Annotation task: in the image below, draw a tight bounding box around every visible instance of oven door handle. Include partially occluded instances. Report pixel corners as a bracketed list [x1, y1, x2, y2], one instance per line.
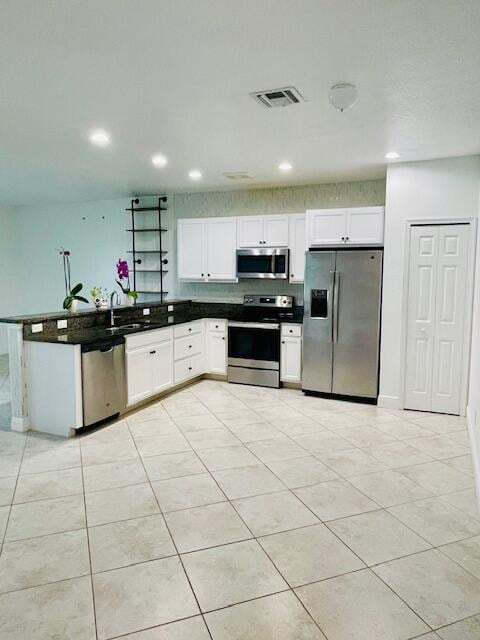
[228, 322, 280, 330]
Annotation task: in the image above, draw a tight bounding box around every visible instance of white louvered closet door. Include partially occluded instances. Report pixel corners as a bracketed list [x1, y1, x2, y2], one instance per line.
[404, 224, 469, 415]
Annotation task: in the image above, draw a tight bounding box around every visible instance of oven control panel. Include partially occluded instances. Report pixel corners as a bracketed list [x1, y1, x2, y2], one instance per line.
[243, 295, 293, 308]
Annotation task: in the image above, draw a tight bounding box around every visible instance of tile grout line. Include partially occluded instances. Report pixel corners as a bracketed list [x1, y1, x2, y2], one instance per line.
[79, 443, 99, 640]
[1, 433, 28, 552]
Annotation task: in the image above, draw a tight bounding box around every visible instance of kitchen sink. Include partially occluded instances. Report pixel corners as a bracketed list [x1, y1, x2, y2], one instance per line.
[106, 323, 145, 331]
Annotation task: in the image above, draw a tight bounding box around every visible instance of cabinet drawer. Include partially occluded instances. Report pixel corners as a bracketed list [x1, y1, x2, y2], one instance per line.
[174, 353, 204, 383]
[174, 332, 203, 361]
[126, 327, 173, 352]
[173, 321, 203, 339]
[206, 319, 226, 333]
[281, 324, 302, 338]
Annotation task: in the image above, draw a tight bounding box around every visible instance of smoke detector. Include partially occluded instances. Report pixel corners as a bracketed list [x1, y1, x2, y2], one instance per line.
[328, 83, 358, 112]
[223, 171, 252, 181]
[251, 86, 304, 108]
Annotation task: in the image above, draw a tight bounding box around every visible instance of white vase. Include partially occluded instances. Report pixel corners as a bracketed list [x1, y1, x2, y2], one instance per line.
[68, 299, 78, 314]
[124, 294, 134, 307]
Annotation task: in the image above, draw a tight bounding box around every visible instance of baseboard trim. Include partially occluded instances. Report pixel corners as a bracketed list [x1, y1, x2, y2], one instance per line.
[11, 415, 30, 433]
[377, 394, 402, 410]
[466, 406, 480, 513]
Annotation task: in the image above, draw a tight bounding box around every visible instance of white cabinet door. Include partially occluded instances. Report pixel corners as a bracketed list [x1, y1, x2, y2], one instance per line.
[306, 209, 346, 246]
[206, 218, 237, 281]
[289, 214, 306, 283]
[152, 340, 174, 395]
[237, 216, 264, 247]
[346, 207, 384, 245]
[177, 219, 206, 280]
[263, 215, 289, 247]
[207, 331, 227, 374]
[431, 225, 469, 413]
[280, 336, 302, 382]
[126, 348, 152, 405]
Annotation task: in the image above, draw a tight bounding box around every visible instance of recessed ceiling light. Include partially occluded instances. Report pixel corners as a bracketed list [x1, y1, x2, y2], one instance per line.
[278, 162, 292, 172]
[385, 151, 400, 160]
[188, 169, 202, 180]
[152, 154, 168, 167]
[89, 129, 111, 147]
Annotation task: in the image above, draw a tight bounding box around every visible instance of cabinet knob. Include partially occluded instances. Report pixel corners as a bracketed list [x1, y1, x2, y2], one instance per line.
[289, 329, 293, 333]
[201, 273, 204, 277]
[341, 237, 345, 241]
[215, 325, 218, 328]
[222, 337, 225, 341]
[207, 273, 211, 277]
[188, 328, 192, 331]
[346, 236, 350, 241]
[189, 345, 192, 348]
[188, 366, 192, 371]
[150, 350, 156, 355]
[281, 341, 285, 344]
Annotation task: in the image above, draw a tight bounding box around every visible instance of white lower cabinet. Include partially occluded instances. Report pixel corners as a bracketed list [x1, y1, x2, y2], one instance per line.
[151, 341, 174, 395]
[126, 327, 174, 406]
[126, 319, 228, 406]
[280, 324, 302, 383]
[174, 352, 204, 383]
[205, 320, 227, 374]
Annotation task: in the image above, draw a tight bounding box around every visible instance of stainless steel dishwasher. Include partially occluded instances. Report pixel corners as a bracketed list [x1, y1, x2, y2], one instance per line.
[81, 336, 126, 427]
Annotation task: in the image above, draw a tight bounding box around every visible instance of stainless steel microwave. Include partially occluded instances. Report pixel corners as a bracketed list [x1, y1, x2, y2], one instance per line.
[236, 248, 289, 279]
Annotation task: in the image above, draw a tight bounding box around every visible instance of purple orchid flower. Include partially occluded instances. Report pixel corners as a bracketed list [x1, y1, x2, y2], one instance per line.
[116, 259, 129, 279]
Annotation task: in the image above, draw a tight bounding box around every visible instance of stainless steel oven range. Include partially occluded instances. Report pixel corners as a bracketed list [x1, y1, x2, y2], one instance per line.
[227, 295, 294, 388]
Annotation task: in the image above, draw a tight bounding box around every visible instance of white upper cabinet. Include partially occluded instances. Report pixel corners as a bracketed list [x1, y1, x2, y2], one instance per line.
[345, 207, 384, 245]
[205, 218, 237, 281]
[237, 215, 289, 247]
[288, 214, 306, 283]
[237, 216, 264, 247]
[306, 207, 384, 247]
[263, 215, 289, 246]
[177, 218, 206, 280]
[177, 217, 237, 282]
[306, 208, 346, 246]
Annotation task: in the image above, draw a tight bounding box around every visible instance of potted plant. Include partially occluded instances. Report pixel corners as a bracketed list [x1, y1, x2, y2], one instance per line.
[116, 259, 138, 306]
[58, 248, 88, 313]
[90, 286, 108, 310]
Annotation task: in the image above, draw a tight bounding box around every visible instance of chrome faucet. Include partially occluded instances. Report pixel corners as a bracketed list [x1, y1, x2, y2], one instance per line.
[110, 291, 121, 327]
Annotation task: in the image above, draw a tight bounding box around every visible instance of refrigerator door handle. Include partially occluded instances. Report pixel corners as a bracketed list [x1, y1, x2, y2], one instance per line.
[333, 270, 340, 344]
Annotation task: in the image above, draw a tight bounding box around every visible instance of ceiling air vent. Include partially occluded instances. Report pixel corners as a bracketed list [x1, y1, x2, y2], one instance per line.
[251, 86, 304, 108]
[223, 171, 252, 181]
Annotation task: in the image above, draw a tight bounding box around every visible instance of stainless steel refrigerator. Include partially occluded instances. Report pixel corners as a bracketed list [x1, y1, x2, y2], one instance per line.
[302, 249, 383, 400]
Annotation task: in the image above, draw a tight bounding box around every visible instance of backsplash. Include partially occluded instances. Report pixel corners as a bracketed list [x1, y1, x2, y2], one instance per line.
[170, 178, 386, 305]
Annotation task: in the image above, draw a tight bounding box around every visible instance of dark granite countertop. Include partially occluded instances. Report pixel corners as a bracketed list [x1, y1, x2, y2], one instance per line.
[23, 306, 304, 346]
[0, 299, 189, 324]
[24, 312, 205, 346]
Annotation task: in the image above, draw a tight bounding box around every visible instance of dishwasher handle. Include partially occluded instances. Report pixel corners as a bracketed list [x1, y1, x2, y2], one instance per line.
[81, 335, 124, 353]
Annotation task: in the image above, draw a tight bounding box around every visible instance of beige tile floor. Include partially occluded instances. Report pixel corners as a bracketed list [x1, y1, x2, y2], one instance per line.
[0, 379, 479, 639]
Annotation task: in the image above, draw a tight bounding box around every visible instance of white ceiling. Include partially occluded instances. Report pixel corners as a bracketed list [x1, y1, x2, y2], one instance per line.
[1, 0, 479, 205]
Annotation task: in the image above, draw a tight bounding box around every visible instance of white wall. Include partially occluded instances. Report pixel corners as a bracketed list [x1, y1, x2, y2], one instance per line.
[467, 188, 480, 498]
[10, 198, 133, 316]
[379, 155, 480, 409]
[0, 205, 18, 352]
